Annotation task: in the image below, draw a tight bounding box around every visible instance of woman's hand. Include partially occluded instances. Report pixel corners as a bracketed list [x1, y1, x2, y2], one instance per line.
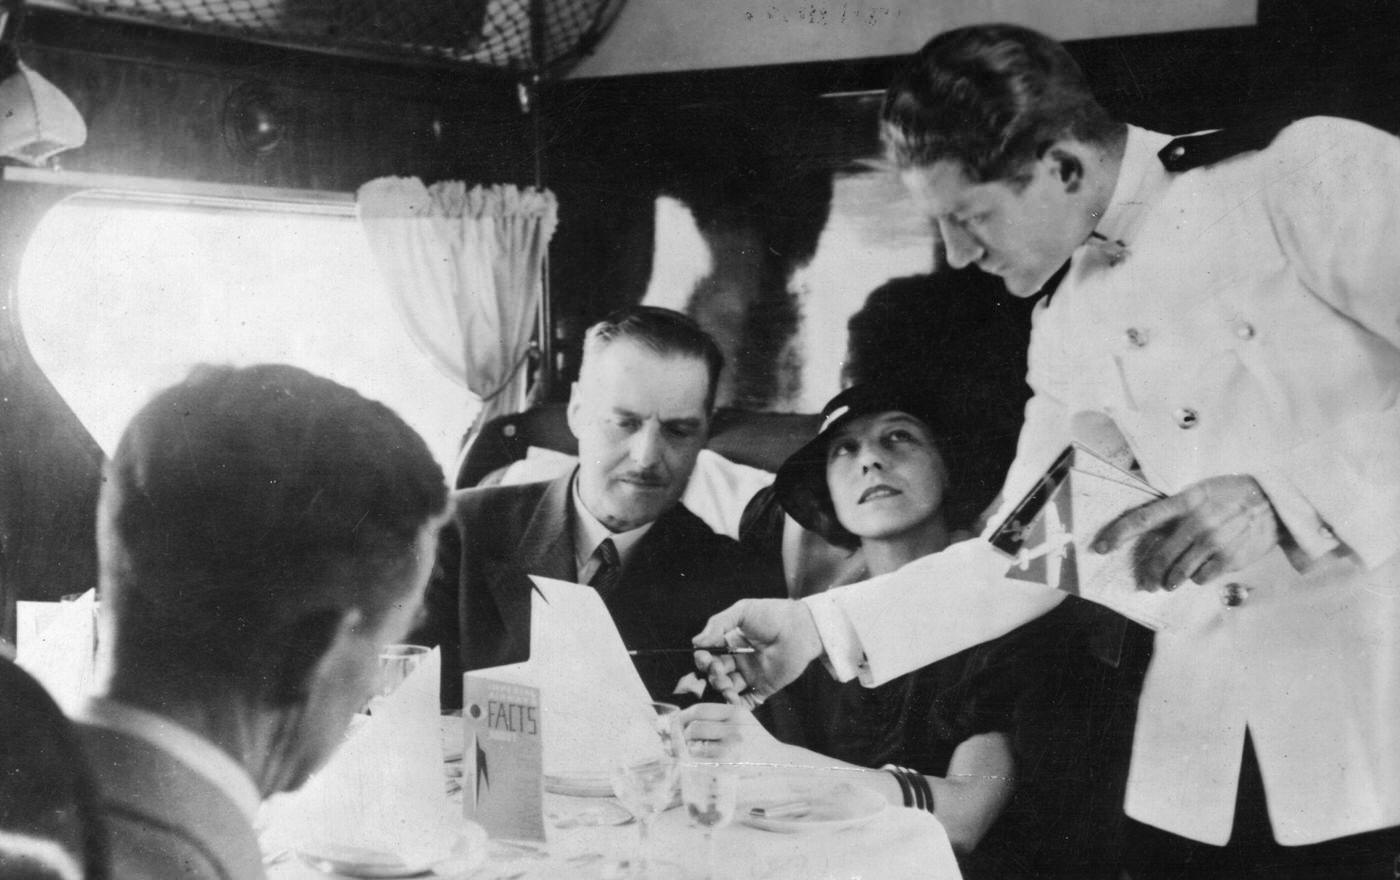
[678, 702, 801, 771]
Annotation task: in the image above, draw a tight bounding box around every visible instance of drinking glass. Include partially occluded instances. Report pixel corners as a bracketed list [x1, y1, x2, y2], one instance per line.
[609, 702, 682, 879]
[679, 760, 739, 880]
[377, 644, 431, 698]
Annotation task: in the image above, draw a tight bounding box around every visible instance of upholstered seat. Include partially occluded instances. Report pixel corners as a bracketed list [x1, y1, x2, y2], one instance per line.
[0, 657, 106, 880]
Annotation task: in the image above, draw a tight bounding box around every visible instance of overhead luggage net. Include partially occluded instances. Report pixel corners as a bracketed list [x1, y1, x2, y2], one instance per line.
[36, 0, 624, 74]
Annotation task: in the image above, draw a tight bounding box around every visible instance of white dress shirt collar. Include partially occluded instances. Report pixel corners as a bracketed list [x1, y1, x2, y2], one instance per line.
[75, 695, 262, 822]
[571, 475, 654, 581]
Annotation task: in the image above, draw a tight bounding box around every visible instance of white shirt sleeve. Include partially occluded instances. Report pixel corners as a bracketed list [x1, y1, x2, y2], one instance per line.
[806, 539, 1066, 687]
[802, 589, 866, 682]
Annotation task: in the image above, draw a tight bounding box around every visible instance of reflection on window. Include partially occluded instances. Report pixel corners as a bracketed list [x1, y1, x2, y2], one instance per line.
[787, 171, 935, 408]
[18, 198, 478, 473]
[644, 172, 933, 412]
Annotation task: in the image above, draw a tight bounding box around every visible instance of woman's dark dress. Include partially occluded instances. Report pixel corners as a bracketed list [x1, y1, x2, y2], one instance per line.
[742, 487, 1139, 879]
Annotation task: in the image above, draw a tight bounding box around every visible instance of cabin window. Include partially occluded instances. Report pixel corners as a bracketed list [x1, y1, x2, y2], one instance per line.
[17, 196, 479, 472]
[642, 172, 935, 411]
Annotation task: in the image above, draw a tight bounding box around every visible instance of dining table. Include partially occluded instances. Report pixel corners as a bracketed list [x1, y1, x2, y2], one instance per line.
[265, 716, 964, 880]
[270, 789, 960, 880]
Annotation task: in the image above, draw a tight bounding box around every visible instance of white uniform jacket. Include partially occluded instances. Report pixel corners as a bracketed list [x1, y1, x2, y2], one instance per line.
[807, 118, 1400, 845]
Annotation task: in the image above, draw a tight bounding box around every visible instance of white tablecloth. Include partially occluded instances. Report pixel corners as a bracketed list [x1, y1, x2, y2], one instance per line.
[266, 714, 962, 880]
[270, 790, 961, 880]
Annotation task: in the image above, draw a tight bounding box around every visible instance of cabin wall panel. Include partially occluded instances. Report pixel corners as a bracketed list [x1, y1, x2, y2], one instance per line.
[20, 12, 533, 191]
[1, 13, 535, 644]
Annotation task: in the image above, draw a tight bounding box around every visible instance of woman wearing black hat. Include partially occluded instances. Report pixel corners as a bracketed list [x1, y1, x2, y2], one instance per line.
[684, 383, 1108, 876]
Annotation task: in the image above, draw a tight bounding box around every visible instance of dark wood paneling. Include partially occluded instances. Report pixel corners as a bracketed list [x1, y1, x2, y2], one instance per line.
[20, 8, 534, 190]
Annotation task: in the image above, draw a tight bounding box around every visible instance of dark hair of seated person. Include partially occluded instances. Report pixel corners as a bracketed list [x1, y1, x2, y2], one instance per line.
[0, 657, 107, 880]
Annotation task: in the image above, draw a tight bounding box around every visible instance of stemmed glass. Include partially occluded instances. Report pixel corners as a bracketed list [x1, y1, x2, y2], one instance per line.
[609, 702, 682, 879]
[679, 759, 739, 880]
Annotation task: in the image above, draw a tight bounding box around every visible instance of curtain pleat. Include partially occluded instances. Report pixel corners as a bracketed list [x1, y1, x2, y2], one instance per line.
[356, 178, 559, 437]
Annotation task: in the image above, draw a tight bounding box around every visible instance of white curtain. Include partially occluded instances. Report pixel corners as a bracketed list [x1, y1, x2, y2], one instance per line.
[356, 178, 559, 434]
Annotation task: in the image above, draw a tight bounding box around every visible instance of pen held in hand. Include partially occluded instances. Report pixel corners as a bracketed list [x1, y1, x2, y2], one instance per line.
[627, 646, 757, 656]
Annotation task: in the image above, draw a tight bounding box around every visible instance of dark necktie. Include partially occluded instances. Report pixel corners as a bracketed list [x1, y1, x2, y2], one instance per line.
[587, 537, 621, 596]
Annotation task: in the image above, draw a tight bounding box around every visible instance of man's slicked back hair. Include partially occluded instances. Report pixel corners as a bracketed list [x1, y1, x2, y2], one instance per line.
[581, 305, 725, 411]
[881, 23, 1119, 183]
[100, 364, 449, 680]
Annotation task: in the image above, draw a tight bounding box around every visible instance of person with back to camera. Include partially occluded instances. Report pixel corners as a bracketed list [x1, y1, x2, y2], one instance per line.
[71, 364, 449, 880]
[695, 23, 1400, 880]
[686, 382, 1106, 876]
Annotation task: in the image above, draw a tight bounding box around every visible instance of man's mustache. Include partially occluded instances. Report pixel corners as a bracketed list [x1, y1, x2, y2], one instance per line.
[616, 470, 668, 486]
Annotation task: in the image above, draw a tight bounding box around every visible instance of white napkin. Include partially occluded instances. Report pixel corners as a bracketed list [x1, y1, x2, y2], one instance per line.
[477, 577, 667, 778]
[259, 647, 457, 865]
[15, 590, 98, 712]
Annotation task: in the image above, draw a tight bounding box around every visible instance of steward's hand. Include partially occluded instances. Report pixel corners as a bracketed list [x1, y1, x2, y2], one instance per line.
[691, 599, 822, 708]
[1093, 474, 1281, 591]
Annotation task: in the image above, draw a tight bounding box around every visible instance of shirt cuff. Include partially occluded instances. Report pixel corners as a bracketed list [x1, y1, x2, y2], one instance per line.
[1252, 465, 1342, 568]
[802, 591, 867, 683]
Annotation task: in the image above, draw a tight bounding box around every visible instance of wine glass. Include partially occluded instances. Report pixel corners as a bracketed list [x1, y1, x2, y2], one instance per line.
[609, 702, 682, 879]
[679, 760, 739, 880]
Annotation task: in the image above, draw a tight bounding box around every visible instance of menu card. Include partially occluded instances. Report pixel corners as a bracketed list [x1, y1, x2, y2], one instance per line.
[463, 676, 545, 841]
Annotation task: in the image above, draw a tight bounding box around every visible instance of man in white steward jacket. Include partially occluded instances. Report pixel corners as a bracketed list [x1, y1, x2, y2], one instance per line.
[694, 23, 1400, 879]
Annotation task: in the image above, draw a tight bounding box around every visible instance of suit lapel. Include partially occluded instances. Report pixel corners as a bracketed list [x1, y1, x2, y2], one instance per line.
[618, 505, 690, 645]
[517, 472, 577, 582]
[476, 473, 576, 668]
[624, 502, 684, 589]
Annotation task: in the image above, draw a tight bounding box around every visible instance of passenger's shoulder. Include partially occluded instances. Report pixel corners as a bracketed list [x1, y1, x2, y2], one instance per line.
[657, 502, 783, 595]
[451, 477, 556, 520]
[658, 501, 741, 547]
[101, 814, 229, 880]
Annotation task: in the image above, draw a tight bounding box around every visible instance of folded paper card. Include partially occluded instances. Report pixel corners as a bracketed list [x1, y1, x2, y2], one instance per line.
[469, 576, 669, 780]
[16, 590, 98, 712]
[259, 647, 459, 867]
[989, 443, 1175, 631]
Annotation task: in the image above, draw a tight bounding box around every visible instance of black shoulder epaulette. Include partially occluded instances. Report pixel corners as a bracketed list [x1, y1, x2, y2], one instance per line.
[1157, 118, 1295, 172]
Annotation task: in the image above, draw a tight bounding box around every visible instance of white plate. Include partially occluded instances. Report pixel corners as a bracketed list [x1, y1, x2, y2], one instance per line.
[740, 781, 886, 834]
[295, 823, 488, 878]
[296, 843, 433, 878]
[547, 797, 634, 828]
[544, 771, 616, 798]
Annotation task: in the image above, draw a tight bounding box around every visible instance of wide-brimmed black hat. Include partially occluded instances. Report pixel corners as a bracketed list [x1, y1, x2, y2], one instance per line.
[774, 382, 1012, 549]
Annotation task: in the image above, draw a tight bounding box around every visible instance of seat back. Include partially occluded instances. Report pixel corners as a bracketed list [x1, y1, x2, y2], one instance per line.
[0, 657, 107, 880]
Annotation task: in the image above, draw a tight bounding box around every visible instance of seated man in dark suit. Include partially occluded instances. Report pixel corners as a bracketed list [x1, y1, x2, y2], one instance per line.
[419, 305, 778, 709]
[71, 364, 449, 880]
